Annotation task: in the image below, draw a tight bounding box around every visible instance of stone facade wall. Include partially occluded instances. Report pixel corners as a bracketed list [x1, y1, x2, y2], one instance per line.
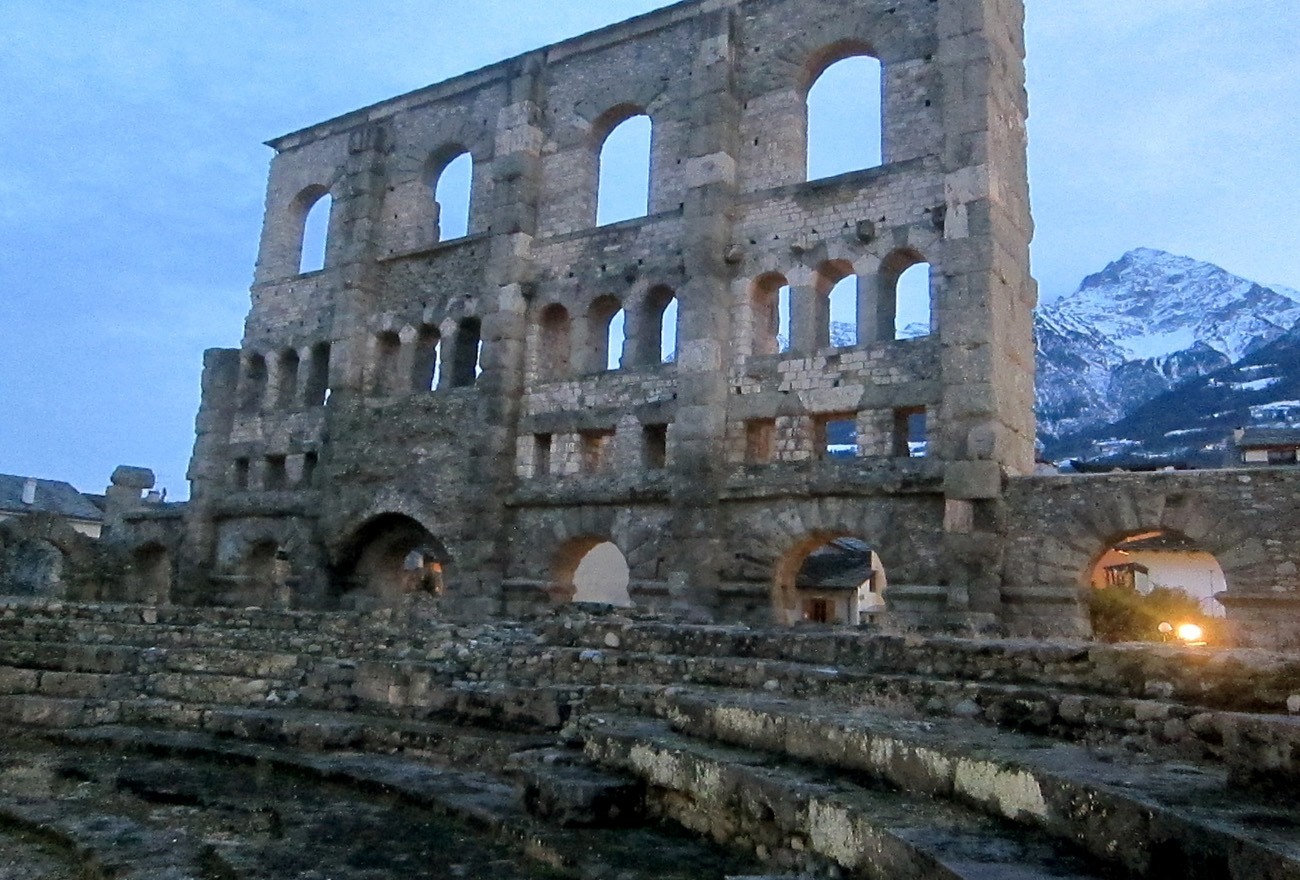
[139, 0, 1045, 630]
[1003, 471, 1300, 648]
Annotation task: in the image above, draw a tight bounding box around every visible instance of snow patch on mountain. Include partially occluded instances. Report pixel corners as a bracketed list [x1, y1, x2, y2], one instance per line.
[1037, 248, 1300, 448]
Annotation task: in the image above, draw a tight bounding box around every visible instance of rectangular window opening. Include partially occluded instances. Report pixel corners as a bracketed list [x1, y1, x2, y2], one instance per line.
[745, 419, 775, 464]
[643, 423, 668, 470]
[533, 433, 553, 476]
[893, 407, 927, 458]
[265, 455, 288, 491]
[233, 458, 250, 490]
[580, 430, 613, 474]
[819, 414, 858, 459]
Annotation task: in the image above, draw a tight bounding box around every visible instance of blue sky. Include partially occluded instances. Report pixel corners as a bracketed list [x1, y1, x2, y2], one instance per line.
[1, 1, 1297, 496]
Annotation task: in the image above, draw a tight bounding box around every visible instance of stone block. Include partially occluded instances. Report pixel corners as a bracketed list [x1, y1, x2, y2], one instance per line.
[944, 461, 1002, 500]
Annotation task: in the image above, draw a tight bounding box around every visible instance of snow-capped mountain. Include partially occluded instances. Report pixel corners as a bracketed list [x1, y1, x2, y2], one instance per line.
[1049, 320, 1300, 466]
[1036, 249, 1300, 451]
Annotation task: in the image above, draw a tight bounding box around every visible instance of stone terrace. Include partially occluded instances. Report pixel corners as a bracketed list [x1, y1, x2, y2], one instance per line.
[1, 599, 1299, 878]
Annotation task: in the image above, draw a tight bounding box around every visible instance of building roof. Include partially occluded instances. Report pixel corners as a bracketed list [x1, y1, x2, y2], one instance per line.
[796, 539, 876, 592]
[1236, 428, 1300, 449]
[0, 474, 104, 522]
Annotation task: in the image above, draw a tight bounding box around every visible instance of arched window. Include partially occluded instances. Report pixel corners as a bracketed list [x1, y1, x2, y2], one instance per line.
[451, 317, 482, 387]
[750, 274, 792, 356]
[596, 113, 652, 227]
[638, 286, 676, 367]
[586, 296, 625, 372]
[305, 342, 331, 407]
[431, 150, 473, 241]
[298, 190, 332, 274]
[895, 262, 933, 340]
[538, 304, 572, 380]
[374, 331, 401, 396]
[276, 349, 300, 409]
[806, 53, 883, 181]
[412, 325, 441, 392]
[815, 260, 856, 349]
[876, 250, 932, 341]
[241, 354, 268, 413]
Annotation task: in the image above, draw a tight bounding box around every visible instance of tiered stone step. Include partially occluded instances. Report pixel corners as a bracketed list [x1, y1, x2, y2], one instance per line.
[624, 689, 1300, 880]
[0, 794, 214, 880]
[580, 715, 1106, 880]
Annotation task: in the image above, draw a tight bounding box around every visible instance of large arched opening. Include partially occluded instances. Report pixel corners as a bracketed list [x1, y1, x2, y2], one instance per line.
[334, 514, 450, 611]
[596, 111, 653, 227]
[552, 537, 632, 607]
[805, 50, 883, 181]
[1086, 530, 1227, 644]
[773, 534, 887, 626]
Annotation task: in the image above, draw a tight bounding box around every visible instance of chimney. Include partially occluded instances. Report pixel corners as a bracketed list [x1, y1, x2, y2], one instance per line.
[21, 478, 36, 506]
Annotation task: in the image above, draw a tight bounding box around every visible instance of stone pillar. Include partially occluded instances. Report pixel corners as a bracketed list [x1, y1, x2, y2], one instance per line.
[788, 283, 819, 355]
[935, 0, 1036, 618]
[663, 9, 742, 619]
[462, 53, 548, 619]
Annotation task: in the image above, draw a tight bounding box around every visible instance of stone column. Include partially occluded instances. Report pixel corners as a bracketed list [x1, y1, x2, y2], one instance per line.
[664, 9, 742, 619]
[462, 53, 548, 618]
[936, 0, 1036, 617]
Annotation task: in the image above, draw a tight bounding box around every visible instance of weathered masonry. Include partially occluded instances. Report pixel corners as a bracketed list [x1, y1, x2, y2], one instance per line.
[169, 0, 1038, 630]
[105, 0, 1293, 646]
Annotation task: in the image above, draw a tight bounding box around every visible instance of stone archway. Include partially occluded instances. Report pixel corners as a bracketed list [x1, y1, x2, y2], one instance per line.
[333, 514, 450, 611]
[551, 537, 632, 607]
[725, 497, 940, 627]
[773, 533, 886, 626]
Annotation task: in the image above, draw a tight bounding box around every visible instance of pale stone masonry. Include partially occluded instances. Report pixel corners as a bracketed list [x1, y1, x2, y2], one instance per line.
[94, 0, 1300, 647]
[173, 0, 1037, 628]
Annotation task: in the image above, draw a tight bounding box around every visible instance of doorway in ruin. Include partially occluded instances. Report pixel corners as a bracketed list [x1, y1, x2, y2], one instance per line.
[1086, 530, 1227, 643]
[127, 543, 171, 604]
[553, 538, 632, 607]
[334, 514, 449, 611]
[773, 535, 886, 626]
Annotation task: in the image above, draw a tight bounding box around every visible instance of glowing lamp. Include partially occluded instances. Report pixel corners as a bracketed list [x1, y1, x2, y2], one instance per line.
[1157, 622, 1174, 635]
[1176, 623, 1205, 644]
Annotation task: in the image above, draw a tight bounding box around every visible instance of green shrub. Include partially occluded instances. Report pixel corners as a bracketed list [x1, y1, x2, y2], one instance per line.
[1089, 585, 1218, 644]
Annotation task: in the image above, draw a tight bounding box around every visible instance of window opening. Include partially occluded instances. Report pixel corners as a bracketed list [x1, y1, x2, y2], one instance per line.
[819, 414, 858, 459]
[301, 452, 319, 487]
[533, 434, 553, 476]
[413, 325, 441, 391]
[277, 350, 300, 409]
[242, 355, 267, 413]
[452, 318, 482, 387]
[299, 192, 331, 274]
[306, 343, 330, 406]
[538, 304, 572, 380]
[580, 430, 612, 474]
[893, 407, 927, 458]
[827, 275, 858, 347]
[434, 152, 473, 241]
[264, 455, 288, 491]
[745, 420, 775, 464]
[374, 331, 401, 396]
[807, 55, 883, 180]
[643, 424, 668, 469]
[233, 458, 250, 490]
[895, 262, 932, 340]
[597, 114, 652, 226]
